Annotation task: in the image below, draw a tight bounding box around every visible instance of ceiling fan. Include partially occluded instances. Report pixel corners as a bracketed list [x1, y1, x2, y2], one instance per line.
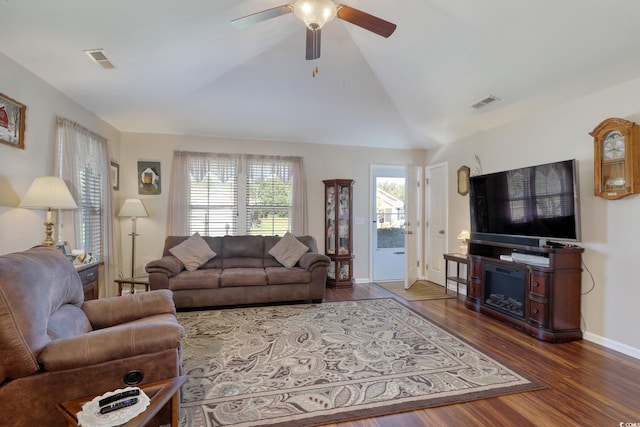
[231, 0, 397, 60]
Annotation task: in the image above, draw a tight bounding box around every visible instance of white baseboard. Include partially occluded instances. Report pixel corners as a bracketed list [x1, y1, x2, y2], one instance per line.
[583, 332, 640, 360]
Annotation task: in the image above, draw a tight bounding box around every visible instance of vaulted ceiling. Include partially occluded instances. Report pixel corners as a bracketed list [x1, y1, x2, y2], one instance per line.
[2, 0, 640, 149]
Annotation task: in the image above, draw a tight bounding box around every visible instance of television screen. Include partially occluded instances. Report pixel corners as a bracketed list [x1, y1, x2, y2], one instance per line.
[469, 159, 580, 242]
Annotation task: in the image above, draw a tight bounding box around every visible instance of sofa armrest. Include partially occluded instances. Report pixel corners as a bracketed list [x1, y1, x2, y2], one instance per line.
[298, 252, 331, 271]
[38, 321, 184, 371]
[145, 255, 184, 277]
[82, 290, 176, 329]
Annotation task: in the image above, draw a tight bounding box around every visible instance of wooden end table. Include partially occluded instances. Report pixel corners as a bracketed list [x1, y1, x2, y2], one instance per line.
[115, 275, 150, 296]
[443, 253, 469, 295]
[56, 375, 187, 427]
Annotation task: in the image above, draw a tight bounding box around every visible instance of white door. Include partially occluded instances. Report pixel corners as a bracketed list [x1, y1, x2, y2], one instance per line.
[371, 165, 406, 281]
[425, 163, 448, 285]
[404, 165, 421, 289]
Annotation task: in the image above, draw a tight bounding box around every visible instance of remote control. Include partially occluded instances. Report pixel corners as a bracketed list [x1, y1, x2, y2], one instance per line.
[98, 389, 140, 407]
[99, 397, 138, 414]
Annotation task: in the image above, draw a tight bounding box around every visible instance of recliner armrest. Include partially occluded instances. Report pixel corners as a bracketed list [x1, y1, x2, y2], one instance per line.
[298, 252, 331, 271]
[145, 255, 184, 277]
[82, 289, 176, 329]
[38, 320, 184, 371]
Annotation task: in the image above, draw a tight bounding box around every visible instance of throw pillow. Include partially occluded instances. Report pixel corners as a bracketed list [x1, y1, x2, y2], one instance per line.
[169, 233, 216, 271]
[268, 232, 309, 268]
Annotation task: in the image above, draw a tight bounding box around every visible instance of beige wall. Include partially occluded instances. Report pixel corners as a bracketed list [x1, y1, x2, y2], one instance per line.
[428, 75, 640, 359]
[0, 52, 121, 256]
[117, 133, 425, 281]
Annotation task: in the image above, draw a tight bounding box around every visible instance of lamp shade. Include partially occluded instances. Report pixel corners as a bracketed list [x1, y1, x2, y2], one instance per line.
[457, 230, 470, 240]
[118, 198, 148, 218]
[19, 176, 78, 209]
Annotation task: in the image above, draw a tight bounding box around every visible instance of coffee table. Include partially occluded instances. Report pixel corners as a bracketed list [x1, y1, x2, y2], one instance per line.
[56, 375, 187, 427]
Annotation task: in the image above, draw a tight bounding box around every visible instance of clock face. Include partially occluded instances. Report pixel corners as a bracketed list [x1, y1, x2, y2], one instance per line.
[603, 131, 625, 159]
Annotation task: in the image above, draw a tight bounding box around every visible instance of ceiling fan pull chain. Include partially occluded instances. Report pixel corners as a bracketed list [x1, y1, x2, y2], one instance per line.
[312, 64, 319, 78]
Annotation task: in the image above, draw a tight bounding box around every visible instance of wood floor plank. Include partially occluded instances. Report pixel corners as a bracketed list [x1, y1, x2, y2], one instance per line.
[322, 283, 640, 426]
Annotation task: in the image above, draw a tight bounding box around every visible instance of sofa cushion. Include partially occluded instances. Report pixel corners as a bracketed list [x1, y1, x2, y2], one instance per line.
[47, 305, 93, 340]
[169, 269, 221, 291]
[169, 233, 216, 271]
[265, 266, 312, 285]
[268, 232, 309, 268]
[220, 268, 267, 287]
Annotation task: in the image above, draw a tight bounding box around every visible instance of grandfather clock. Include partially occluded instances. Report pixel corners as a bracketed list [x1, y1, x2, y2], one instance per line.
[323, 179, 354, 288]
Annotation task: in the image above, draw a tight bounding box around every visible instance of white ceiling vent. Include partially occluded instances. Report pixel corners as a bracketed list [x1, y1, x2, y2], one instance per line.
[84, 49, 116, 70]
[471, 95, 500, 110]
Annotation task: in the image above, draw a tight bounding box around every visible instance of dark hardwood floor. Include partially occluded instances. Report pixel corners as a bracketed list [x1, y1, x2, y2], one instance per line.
[321, 283, 640, 426]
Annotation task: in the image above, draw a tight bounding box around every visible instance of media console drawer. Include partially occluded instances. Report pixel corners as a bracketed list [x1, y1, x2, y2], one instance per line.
[529, 300, 549, 327]
[75, 262, 102, 301]
[529, 272, 549, 297]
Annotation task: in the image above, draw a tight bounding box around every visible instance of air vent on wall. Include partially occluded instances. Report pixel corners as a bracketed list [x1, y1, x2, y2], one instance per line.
[84, 49, 116, 70]
[471, 95, 500, 110]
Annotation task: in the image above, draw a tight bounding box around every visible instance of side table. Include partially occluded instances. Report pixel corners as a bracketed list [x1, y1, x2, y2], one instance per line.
[76, 261, 103, 301]
[56, 375, 187, 427]
[443, 253, 468, 295]
[115, 275, 150, 296]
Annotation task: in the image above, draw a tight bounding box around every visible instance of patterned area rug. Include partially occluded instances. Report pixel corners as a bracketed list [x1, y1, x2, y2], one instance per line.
[178, 299, 542, 426]
[376, 280, 457, 301]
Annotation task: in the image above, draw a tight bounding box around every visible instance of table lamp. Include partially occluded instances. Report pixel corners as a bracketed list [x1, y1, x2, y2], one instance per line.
[19, 176, 78, 246]
[457, 229, 470, 254]
[118, 198, 148, 277]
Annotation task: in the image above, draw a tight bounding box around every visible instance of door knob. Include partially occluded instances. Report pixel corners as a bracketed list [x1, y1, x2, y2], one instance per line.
[406, 231, 413, 235]
[439, 230, 445, 235]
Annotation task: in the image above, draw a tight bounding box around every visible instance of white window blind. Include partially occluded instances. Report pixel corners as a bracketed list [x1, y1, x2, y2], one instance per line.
[246, 157, 293, 236]
[189, 156, 238, 236]
[77, 164, 103, 257]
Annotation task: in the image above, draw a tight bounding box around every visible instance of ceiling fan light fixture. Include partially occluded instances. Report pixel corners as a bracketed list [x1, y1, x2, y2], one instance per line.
[293, 0, 337, 30]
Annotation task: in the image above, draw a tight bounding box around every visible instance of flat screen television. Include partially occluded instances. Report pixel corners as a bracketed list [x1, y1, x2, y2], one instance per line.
[469, 159, 581, 244]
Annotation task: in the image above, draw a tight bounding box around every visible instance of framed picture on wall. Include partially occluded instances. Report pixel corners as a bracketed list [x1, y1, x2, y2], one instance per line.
[457, 165, 470, 196]
[138, 160, 161, 195]
[111, 161, 120, 191]
[0, 92, 26, 149]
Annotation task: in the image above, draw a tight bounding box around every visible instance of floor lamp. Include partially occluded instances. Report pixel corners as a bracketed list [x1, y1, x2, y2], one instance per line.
[118, 198, 148, 277]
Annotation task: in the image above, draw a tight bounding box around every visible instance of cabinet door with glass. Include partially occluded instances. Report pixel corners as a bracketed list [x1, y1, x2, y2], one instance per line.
[324, 179, 354, 288]
[591, 117, 640, 200]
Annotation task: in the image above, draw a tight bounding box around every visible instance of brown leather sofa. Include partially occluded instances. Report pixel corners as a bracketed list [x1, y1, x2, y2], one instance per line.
[146, 235, 330, 309]
[0, 246, 184, 427]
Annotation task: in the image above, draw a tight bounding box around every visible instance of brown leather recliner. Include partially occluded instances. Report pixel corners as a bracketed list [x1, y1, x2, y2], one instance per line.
[0, 246, 184, 426]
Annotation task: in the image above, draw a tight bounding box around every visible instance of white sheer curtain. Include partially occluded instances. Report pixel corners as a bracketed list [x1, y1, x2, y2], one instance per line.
[56, 117, 116, 297]
[167, 151, 307, 236]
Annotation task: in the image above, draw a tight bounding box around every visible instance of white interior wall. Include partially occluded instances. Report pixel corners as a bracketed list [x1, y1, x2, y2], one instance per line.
[428, 75, 640, 359]
[0, 52, 121, 256]
[116, 132, 426, 283]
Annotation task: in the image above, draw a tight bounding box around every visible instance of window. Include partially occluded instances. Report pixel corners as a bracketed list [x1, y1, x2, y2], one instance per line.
[189, 155, 238, 236]
[168, 151, 306, 237]
[56, 118, 111, 260]
[246, 156, 294, 236]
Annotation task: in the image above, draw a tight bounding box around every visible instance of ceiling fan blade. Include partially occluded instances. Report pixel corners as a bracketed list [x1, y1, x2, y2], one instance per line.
[336, 5, 396, 38]
[306, 28, 321, 60]
[231, 5, 293, 29]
